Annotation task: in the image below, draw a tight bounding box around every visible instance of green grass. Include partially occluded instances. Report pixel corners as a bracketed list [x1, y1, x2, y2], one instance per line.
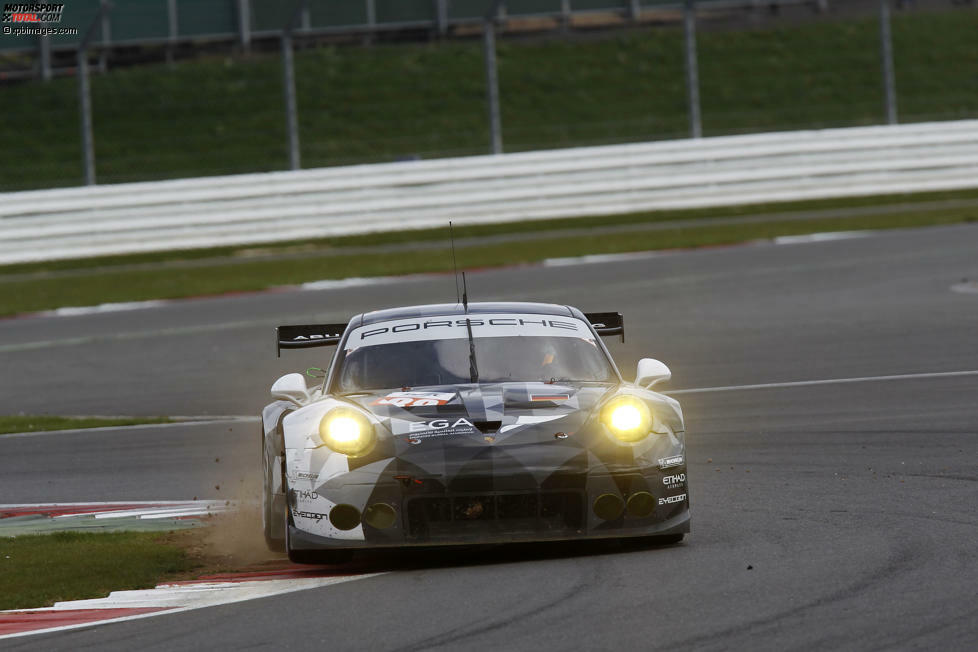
[0, 415, 172, 435]
[1, 195, 975, 316]
[0, 531, 195, 610]
[1, 10, 976, 190]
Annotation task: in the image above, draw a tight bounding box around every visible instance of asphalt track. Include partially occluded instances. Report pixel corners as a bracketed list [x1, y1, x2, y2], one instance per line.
[1, 223, 976, 650]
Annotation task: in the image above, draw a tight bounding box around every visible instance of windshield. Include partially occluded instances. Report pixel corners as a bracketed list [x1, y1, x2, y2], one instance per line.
[335, 314, 615, 391]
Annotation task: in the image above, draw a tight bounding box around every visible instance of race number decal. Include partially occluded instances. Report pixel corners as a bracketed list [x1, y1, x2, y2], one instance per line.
[372, 391, 455, 407]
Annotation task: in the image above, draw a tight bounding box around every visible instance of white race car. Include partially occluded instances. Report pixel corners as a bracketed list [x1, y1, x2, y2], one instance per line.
[261, 302, 689, 563]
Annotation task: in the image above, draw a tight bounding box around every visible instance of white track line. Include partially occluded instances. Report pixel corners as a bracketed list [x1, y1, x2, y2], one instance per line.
[771, 230, 871, 245]
[666, 369, 978, 395]
[950, 280, 978, 294]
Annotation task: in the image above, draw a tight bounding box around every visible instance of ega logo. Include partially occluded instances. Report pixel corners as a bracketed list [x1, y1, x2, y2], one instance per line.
[409, 418, 474, 432]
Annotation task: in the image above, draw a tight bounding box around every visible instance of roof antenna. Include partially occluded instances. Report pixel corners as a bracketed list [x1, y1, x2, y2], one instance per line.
[449, 221, 461, 305]
[462, 272, 469, 312]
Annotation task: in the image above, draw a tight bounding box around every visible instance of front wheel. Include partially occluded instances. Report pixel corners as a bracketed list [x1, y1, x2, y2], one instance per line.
[287, 545, 353, 565]
[261, 427, 284, 552]
[621, 532, 685, 550]
[649, 533, 684, 545]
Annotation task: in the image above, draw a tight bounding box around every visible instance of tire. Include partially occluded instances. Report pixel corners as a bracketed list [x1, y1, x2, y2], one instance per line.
[650, 533, 685, 545]
[621, 532, 685, 550]
[287, 546, 353, 565]
[261, 423, 285, 552]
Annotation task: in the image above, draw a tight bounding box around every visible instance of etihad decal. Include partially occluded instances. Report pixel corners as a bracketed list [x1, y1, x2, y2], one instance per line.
[373, 391, 455, 407]
[658, 493, 686, 506]
[658, 455, 684, 469]
[662, 473, 686, 490]
[346, 313, 588, 347]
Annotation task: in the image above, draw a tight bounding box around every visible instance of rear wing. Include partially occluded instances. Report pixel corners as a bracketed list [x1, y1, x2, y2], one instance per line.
[276, 323, 348, 357]
[584, 312, 624, 343]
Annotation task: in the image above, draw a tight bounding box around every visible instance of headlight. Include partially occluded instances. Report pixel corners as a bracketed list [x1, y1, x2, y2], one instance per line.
[319, 408, 376, 457]
[601, 396, 652, 442]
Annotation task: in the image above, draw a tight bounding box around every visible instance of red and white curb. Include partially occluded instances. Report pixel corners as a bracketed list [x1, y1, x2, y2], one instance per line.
[0, 566, 380, 639]
[0, 501, 233, 536]
[1, 501, 230, 521]
[1, 502, 379, 639]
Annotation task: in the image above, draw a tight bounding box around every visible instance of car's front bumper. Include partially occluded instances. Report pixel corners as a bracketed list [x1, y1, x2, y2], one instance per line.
[287, 467, 691, 550]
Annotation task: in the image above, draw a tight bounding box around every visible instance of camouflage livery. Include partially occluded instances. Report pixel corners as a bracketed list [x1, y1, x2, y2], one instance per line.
[261, 302, 690, 563]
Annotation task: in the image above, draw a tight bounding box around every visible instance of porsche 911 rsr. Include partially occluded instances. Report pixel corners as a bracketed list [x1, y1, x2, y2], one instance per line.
[261, 302, 690, 563]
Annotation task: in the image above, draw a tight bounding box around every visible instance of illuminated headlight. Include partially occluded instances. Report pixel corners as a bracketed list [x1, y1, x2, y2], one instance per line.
[318, 408, 375, 457]
[601, 397, 652, 442]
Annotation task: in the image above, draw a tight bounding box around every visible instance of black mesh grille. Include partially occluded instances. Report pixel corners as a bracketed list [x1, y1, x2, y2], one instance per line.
[405, 491, 583, 541]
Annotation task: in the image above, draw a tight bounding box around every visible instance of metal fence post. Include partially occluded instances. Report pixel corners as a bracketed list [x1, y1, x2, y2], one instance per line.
[629, 0, 641, 22]
[364, 0, 376, 45]
[78, 50, 95, 185]
[435, 0, 448, 37]
[282, 1, 307, 171]
[77, 2, 112, 186]
[38, 33, 52, 81]
[683, 0, 702, 139]
[237, 0, 251, 53]
[98, 2, 111, 73]
[166, 0, 178, 65]
[483, 1, 505, 155]
[879, 0, 898, 125]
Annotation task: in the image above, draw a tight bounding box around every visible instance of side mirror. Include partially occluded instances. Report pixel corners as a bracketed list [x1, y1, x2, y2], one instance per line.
[636, 358, 671, 388]
[271, 373, 310, 405]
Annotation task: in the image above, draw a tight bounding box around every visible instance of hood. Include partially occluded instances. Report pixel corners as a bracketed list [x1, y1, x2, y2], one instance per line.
[347, 382, 615, 447]
[316, 382, 618, 491]
[300, 380, 682, 496]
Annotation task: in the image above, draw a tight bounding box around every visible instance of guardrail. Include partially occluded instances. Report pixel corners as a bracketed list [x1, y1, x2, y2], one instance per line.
[2, 119, 977, 264]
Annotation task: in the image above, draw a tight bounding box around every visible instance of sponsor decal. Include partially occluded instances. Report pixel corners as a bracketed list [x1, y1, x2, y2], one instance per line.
[658, 493, 686, 506]
[410, 417, 475, 432]
[393, 417, 478, 439]
[663, 473, 686, 490]
[553, 431, 569, 440]
[296, 471, 319, 480]
[407, 436, 422, 445]
[658, 455, 684, 469]
[347, 313, 587, 347]
[290, 333, 334, 341]
[293, 510, 327, 521]
[373, 391, 455, 407]
[484, 435, 495, 443]
[297, 490, 319, 500]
